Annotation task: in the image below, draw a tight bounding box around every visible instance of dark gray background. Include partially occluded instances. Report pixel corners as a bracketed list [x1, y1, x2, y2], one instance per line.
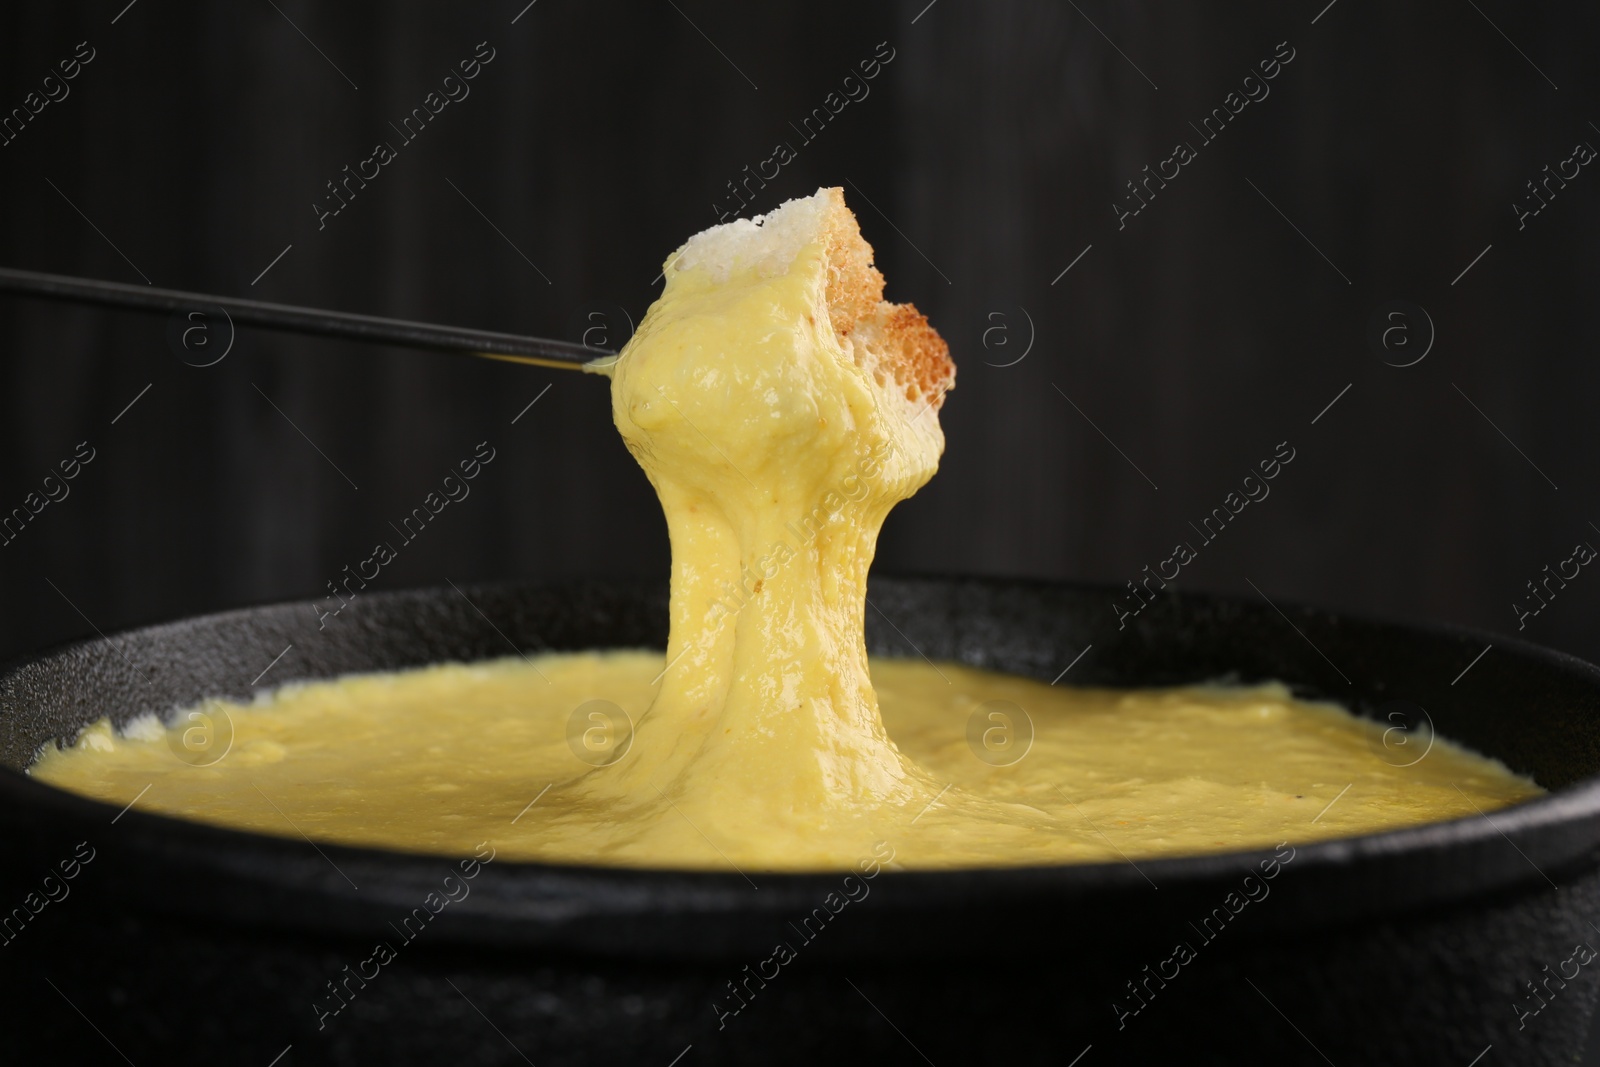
[0, 0, 1597, 1055]
[2, 2, 1595, 667]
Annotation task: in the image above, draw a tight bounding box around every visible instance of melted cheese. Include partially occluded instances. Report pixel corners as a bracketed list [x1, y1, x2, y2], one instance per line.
[26, 191, 1544, 870]
[32, 653, 1539, 868]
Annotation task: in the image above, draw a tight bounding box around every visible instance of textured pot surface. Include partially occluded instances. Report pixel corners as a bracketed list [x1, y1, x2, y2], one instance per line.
[1, 576, 1598, 1065]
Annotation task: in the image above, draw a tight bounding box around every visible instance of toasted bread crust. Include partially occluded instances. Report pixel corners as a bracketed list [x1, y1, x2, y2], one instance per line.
[817, 188, 955, 409]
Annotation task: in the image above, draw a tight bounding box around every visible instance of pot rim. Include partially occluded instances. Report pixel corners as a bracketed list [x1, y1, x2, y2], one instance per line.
[1, 573, 1596, 922]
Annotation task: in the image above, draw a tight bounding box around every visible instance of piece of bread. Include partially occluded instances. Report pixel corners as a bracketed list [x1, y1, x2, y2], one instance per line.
[670, 187, 955, 410]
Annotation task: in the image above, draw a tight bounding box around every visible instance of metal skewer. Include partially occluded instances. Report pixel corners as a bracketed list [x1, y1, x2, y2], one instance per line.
[0, 265, 611, 371]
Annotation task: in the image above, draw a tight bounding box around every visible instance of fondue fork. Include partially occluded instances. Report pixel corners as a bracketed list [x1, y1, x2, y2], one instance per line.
[0, 265, 610, 371]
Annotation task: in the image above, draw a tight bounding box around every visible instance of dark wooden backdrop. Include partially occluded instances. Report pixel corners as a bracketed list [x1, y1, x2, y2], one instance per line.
[0, 2, 1595, 681]
[3, 0, 1600, 1060]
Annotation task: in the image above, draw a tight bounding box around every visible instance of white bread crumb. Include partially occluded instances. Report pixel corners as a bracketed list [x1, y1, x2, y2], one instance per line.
[664, 187, 955, 409]
[669, 189, 832, 283]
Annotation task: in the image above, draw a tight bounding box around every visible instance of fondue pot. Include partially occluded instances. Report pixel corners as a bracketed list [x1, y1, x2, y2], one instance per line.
[1, 576, 1597, 1065]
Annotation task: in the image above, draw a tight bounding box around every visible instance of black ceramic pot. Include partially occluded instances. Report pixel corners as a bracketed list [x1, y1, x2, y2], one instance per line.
[1, 576, 1598, 1066]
